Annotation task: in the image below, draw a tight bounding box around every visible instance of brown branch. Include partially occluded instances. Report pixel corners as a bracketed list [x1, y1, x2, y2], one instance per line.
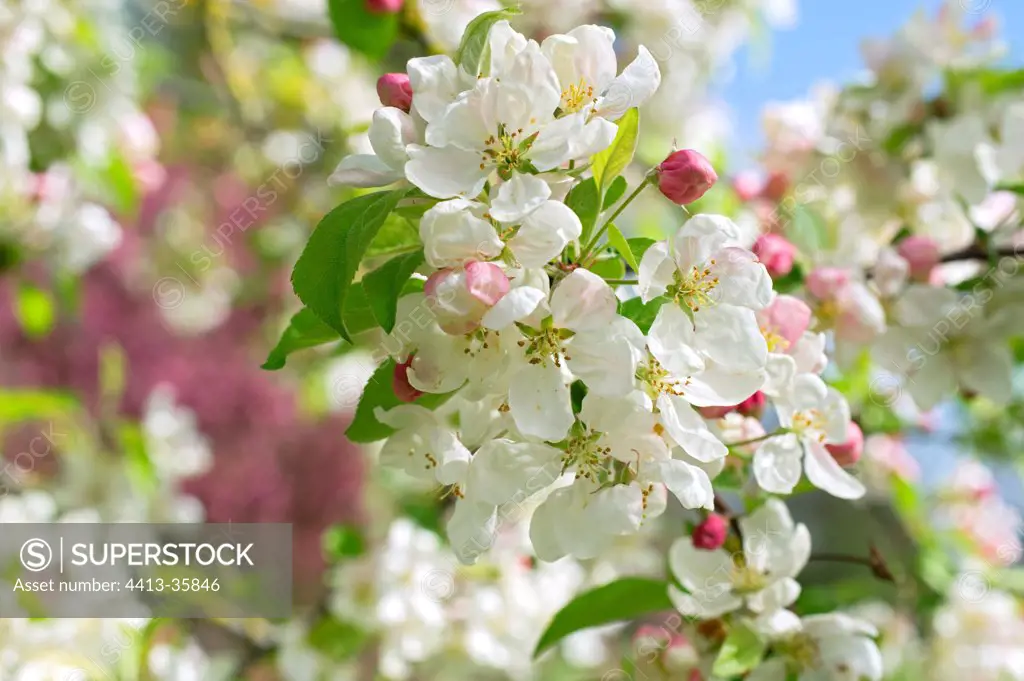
[810, 544, 895, 583]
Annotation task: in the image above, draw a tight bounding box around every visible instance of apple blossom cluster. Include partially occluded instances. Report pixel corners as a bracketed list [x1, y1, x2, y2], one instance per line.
[320, 18, 871, 572]
[733, 1, 1024, 412]
[0, 0, 160, 273]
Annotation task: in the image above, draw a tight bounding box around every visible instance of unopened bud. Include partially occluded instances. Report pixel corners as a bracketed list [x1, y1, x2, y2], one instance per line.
[760, 170, 789, 202]
[393, 357, 422, 403]
[826, 422, 864, 467]
[732, 171, 762, 202]
[753, 233, 796, 278]
[366, 0, 404, 13]
[376, 73, 413, 112]
[736, 391, 766, 417]
[806, 267, 850, 300]
[656, 149, 718, 205]
[692, 513, 728, 550]
[897, 235, 940, 281]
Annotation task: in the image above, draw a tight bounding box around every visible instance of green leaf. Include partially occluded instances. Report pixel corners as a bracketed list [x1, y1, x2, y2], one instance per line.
[327, 0, 398, 60]
[263, 308, 342, 371]
[566, 177, 601, 245]
[364, 250, 425, 333]
[120, 422, 157, 492]
[626, 237, 656, 263]
[307, 616, 369, 661]
[606, 225, 640, 271]
[98, 342, 127, 407]
[365, 214, 421, 258]
[291, 189, 407, 341]
[570, 380, 588, 414]
[15, 284, 55, 338]
[323, 524, 366, 562]
[454, 7, 521, 75]
[977, 67, 1024, 95]
[343, 282, 384, 337]
[345, 359, 457, 443]
[991, 567, 1024, 597]
[0, 390, 78, 424]
[591, 108, 639, 194]
[589, 254, 626, 280]
[619, 296, 667, 334]
[772, 262, 805, 294]
[533, 578, 673, 658]
[100, 152, 140, 217]
[712, 623, 767, 678]
[787, 204, 830, 255]
[603, 176, 628, 209]
[995, 182, 1024, 195]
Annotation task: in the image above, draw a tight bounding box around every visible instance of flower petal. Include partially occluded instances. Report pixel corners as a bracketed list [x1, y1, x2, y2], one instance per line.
[328, 154, 403, 188]
[447, 499, 497, 565]
[481, 286, 546, 329]
[638, 241, 675, 302]
[753, 434, 804, 494]
[490, 174, 552, 223]
[648, 304, 705, 377]
[655, 458, 715, 510]
[368, 107, 417, 170]
[804, 441, 866, 500]
[408, 54, 462, 124]
[656, 394, 727, 462]
[509, 200, 582, 268]
[419, 198, 503, 268]
[405, 144, 489, 199]
[550, 268, 618, 331]
[594, 46, 661, 120]
[508, 362, 574, 442]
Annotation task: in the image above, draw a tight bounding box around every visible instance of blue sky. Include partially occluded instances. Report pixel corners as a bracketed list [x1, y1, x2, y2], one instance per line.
[718, 0, 1022, 164]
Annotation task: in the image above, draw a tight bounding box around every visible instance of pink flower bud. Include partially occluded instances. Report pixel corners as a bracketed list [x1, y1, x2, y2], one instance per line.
[806, 267, 850, 300]
[697, 405, 733, 419]
[663, 636, 700, 674]
[656, 149, 718, 205]
[376, 73, 413, 112]
[732, 171, 762, 202]
[736, 391, 766, 417]
[826, 422, 863, 467]
[753, 233, 796, 278]
[425, 263, 509, 335]
[365, 0, 403, 13]
[632, 624, 671, 654]
[760, 170, 789, 202]
[758, 294, 812, 350]
[692, 513, 728, 550]
[464, 261, 509, 306]
[393, 357, 422, 402]
[897, 235, 940, 281]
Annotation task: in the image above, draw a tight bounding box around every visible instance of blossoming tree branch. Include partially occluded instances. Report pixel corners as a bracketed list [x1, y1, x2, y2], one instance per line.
[263, 9, 955, 679]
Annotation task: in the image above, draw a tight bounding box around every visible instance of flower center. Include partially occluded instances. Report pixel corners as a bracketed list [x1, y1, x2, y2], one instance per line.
[668, 261, 720, 312]
[792, 409, 827, 442]
[560, 78, 596, 114]
[778, 633, 820, 672]
[519, 326, 573, 367]
[462, 328, 501, 357]
[638, 355, 690, 399]
[562, 429, 610, 481]
[481, 123, 539, 180]
[761, 326, 791, 353]
[730, 561, 771, 594]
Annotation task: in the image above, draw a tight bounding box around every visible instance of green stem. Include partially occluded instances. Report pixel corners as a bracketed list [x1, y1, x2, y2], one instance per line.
[578, 176, 652, 265]
[601, 278, 637, 285]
